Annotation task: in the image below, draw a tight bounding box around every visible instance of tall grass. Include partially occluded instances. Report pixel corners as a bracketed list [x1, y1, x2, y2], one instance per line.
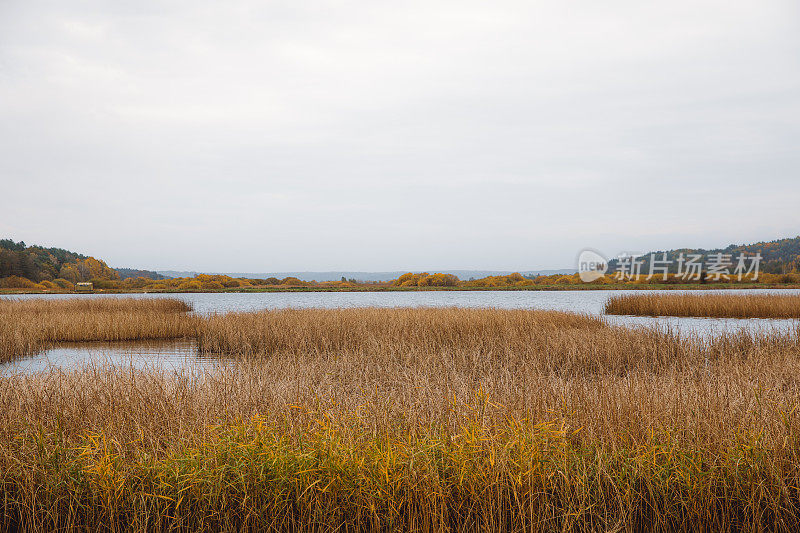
[3, 306, 800, 529]
[605, 292, 800, 318]
[200, 306, 603, 354]
[0, 297, 196, 362]
[198, 307, 695, 376]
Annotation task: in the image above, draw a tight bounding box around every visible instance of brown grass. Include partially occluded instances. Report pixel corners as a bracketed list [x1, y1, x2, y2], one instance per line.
[198, 307, 697, 376]
[201, 306, 600, 352]
[0, 297, 196, 362]
[605, 292, 800, 318]
[3, 305, 800, 529]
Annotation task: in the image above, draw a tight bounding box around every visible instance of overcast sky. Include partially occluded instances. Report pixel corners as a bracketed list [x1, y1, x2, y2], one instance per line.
[1, 1, 798, 272]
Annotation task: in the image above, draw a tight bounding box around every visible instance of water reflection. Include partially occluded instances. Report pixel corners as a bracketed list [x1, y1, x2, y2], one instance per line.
[0, 339, 211, 375]
[2, 289, 799, 374]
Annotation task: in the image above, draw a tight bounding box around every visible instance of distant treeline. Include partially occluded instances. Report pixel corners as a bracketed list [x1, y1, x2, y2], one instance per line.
[3, 236, 800, 292]
[0, 238, 118, 289]
[607, 236, 800, 275]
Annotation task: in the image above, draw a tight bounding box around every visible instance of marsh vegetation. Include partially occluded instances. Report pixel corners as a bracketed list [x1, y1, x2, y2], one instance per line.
[605, 292, 800, 319]
[0, 298, 196, 363]
[2, 299, 800, 530]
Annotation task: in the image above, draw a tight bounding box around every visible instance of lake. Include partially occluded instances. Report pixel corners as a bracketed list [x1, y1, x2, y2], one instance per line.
[3, 289, 799, 374]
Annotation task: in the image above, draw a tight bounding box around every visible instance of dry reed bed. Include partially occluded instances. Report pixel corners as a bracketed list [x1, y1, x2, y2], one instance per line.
[200, 307, 603, 353]
[198, 307, 704, 376]
[0, 297, 196, 362]
[605, 292, 800, 318]
[3, 306, 800, 529]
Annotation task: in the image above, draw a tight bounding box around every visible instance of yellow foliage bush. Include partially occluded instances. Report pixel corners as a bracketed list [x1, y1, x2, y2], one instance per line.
[52, 278, 75, 290]
[0, 276, 38, 289]
[394, 272, 429, 287]
[281, 277, 308, 287]
[468, 273, 532, 287]
[418, 273, 459, 287]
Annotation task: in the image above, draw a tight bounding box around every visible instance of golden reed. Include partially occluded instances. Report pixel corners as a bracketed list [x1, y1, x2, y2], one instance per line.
[0, 297, 196, 362]
[2, 302, 800, 530]
[605, 292, 800, 318]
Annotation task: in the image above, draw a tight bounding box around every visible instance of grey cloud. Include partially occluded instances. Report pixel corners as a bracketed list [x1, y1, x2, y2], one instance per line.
[1, 1, 798, 271]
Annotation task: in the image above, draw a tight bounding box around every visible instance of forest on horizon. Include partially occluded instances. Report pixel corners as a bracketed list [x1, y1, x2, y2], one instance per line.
[2, 236, 800, 292]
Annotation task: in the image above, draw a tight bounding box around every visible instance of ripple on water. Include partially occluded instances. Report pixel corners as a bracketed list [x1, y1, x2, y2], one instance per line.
[1, 289, 799, 374]
[0, 339, 219, 375]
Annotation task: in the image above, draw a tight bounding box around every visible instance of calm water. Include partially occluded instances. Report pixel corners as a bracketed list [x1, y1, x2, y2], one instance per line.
[2, 289, 799, 374]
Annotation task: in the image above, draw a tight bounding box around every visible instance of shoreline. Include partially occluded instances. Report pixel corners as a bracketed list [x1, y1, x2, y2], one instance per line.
[3, 282, 800, 295]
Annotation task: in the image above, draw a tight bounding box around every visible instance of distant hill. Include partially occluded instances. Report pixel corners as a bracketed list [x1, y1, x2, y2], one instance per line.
[1, 236, 575, 285]
[0, 238, 118, 283]
[115, 268, 167, 281]
[607, 236, 800, 274]
[157, 269, 576, 282]
[7, 233, 799, 286]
